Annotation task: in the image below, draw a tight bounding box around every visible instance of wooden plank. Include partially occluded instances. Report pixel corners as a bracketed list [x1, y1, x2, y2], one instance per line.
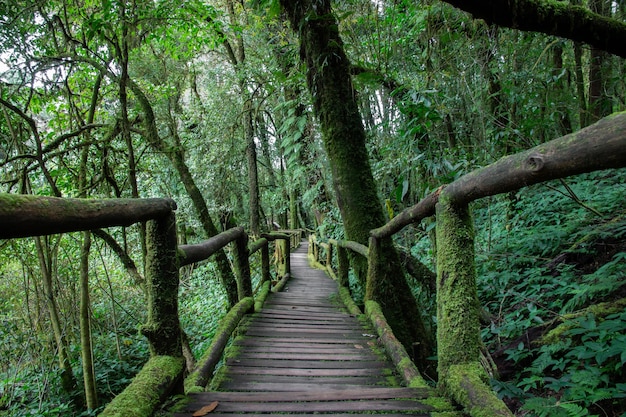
[226, 358, 388, 369]
[246, 322, 363, 331]
[180, 399, 433, 413]
[253, 315, 356, 328]
[222, 367, 387, 377]
[234, 337, 373, 346]
[232, 345, 375, 355]
[217, 381, 389, 391]
[187, 388, 430, 402]
[233, 352, 379, 361]
[176, 413, 430, 417]
[243, 337, 375, 345]
[254, 311, 353, 321]
[244, 327, 370, 336]
[249, 318, 362, 327]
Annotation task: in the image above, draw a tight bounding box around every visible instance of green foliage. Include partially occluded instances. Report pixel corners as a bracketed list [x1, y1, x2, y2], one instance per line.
[178, 262, 229, 358]
[470, 169, 626, 416]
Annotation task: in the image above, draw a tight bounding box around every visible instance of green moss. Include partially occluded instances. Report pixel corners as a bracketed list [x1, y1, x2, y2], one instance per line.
[208, 364, 232, 391]
[383, 374, 400, 387]
[421, 396, 457, 411]
[540, 296, 626, 344]
[338, 285, 362, 316]
[254, 281, 271, 312]
[436, 197, 481, 372]
[442, 362, 512, 417]
[99, 356, 185, 417]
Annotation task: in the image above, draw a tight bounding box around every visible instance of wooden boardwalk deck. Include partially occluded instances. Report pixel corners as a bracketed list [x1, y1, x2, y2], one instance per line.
[174, 242, 453, 416]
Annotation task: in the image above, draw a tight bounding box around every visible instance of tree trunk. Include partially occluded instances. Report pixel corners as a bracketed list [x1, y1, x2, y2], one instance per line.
[224, 0, 262, 236]
[588, 0, 613, 122]
[35, 236, 80, 401]
[279, 0, 434, 373]
[78, 109, 97, 410]
[573, 41, 588, 126]
[244, 96, 261, 235]
[79, 231, 98, 410]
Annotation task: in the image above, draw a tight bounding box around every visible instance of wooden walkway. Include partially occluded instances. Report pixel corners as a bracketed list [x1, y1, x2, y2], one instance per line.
[174, 242, 455, 416]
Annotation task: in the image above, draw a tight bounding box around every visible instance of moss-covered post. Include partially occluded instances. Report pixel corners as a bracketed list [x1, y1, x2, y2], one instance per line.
[326, 243, 333, 268]
[234, 231, 253, 301]
[313, 237, 319, 263]
[261, 240, 270, 284]
[141, 211, 182, 357]
[283, 238, 291, 276]
[365, 235, 381, 301]
[436, 195, 512, 417]
[336, 244, 349, 288]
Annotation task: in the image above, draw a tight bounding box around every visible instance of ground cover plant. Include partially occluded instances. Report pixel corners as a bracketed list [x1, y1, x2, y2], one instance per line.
[473, 168, 626, 416]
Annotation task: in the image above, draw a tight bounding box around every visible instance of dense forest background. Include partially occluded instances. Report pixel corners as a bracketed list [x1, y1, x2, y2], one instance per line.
[1, 0, 625, 416]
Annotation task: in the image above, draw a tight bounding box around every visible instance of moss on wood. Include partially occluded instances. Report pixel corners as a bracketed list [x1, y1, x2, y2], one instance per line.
[539, 296, 626, 345]
[98, 356, 185, 417]
[442, 362, 513, 417]
[141, 213, 182, 357]
[338, 285, 362, 316]
[254, 281, 271, 312]
[364, 300, 430, 389]
[435, 198, 481, 372]
[185, 297, 253, 390]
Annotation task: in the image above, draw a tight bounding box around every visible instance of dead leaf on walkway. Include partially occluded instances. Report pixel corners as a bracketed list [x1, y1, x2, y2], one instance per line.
[193, 401, 219, 416]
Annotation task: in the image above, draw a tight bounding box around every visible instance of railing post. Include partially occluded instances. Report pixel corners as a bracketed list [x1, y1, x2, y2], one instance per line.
[141, 210, 182, 357]
[261, 240, 270, 284]
[326, 242, 333, 268]
[435, 198, 479, 376]
[284, 238, 291, 276]
[336, 244, 349, 288]
[313, 236, 319, 262]
[234, 229, 252, 300]
[435, 195, 513, 416]
[364, 235, 381, 302]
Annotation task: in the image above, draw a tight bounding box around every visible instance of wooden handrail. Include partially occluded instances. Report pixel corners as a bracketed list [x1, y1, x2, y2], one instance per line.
[371, 111, 626, 239]
[0, 194, 176, 239]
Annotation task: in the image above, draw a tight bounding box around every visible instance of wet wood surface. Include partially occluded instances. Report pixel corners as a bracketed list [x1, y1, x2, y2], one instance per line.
[174, 241, 440, 416]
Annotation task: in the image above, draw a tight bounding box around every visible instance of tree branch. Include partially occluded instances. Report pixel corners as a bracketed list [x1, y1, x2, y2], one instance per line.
[443, 0, 626, 58]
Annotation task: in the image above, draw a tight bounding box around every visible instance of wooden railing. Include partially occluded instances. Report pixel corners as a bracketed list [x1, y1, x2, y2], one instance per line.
[0, 194, 303, 417]
[308, 112, 626, 417]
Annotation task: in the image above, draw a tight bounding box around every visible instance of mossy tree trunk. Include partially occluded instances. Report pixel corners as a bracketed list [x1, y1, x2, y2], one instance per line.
[435, 198, 481, 375]
[221, 0, 262, 236]
[436, 196, 513, 416]
[279, 0, 434, 373]
[141, 212, 183, 357]
[79, 231, 98, 410]
[35, 236, 80, 401]
[443, 0, 626, 58]
[588, 0, 613, 122]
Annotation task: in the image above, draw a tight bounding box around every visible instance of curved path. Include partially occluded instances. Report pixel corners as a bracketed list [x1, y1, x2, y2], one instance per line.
[174, 242, 459, 416]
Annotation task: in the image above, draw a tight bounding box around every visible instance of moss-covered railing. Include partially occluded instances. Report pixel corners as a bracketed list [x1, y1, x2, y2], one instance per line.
[0, 194, 303, 417]
[309, 111, 626, 417]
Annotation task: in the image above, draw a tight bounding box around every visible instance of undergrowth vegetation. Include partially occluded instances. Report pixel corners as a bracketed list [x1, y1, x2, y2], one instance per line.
[407, 168, 626, 416]
[472, 168, 626, 416]
[0, 243, 230, 417]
